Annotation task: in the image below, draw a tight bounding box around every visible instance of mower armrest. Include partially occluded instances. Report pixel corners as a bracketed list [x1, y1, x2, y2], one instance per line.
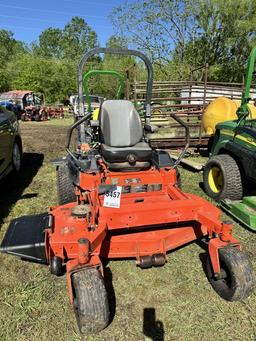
[144, 124, 158, 133]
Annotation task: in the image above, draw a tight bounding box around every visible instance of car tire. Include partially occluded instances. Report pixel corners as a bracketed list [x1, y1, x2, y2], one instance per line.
[12, 141, 22, 172]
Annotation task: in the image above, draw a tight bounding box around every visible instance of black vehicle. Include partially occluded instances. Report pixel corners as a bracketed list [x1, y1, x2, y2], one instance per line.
[0, 106, 22, 180]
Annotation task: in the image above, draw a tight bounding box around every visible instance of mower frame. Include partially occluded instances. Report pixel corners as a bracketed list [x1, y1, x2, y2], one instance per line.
[51, 48, 242, 304]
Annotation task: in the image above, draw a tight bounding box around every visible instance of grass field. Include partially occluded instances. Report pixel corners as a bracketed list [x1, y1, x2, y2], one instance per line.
[0, 119, 255, 341]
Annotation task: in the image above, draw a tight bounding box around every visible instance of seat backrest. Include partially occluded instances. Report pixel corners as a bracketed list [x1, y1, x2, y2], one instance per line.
[100, 100, 142, 147]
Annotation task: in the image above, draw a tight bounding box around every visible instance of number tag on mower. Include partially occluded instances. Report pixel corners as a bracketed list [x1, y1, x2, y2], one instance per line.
[103, 186, 122, 208]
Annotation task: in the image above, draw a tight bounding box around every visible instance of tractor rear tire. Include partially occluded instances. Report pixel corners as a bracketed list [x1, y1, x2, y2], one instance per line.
[56, 164, 76, 204]
[206, 247, 255, 301]
[34, 113, 40, 121]
[72, 268, 109, 335]
[203, 154, 243, 201]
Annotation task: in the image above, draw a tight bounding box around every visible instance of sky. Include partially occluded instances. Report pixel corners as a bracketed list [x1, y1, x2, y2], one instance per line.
[0, 0, 132, 46]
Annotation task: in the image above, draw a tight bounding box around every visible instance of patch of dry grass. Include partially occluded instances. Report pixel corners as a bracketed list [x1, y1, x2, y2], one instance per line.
[0, 121, 255, 341]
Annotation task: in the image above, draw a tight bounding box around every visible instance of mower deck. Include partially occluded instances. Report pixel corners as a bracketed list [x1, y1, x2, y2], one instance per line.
[48, 188, 222, 260]
[1, 166, 238, 296]
[221, 196, 256, 231]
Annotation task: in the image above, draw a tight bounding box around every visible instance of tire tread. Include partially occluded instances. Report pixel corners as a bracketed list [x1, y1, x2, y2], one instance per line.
[72, 268, 109, 334]
[206, 247, 255, 301]
[203, 154, 243, 201]
[56, 164, 76, 204]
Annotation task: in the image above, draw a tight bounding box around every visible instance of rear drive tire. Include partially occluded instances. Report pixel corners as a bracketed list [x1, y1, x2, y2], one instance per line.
[176, 169, 181, 189]
[72, 268, 109, 334]
[206, 247, 255, 301]
[203, 154, 243, 201]
[56, 164, 76, 204]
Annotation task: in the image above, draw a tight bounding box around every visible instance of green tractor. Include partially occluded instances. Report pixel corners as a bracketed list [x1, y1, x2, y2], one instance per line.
[203, 47, 256, 230]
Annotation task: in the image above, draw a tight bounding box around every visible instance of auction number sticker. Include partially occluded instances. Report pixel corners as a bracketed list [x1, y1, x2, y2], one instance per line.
[103, 186, 122, 208]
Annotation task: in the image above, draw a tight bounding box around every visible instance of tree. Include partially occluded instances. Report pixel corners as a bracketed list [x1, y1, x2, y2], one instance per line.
[111, 0, 196, 63]
[0, 30, 25, 63]
[106, 35, 128, 49]
[190, 0, 256, 81]
[0, 19, 99, 101]
[0, 30, 26, 91]
[112, 0, 256, 81]
[8, 54, 77, 103]
[62, 17, 98, 60]
[35, 17, 98, 61]
[38, 28, 63, 59]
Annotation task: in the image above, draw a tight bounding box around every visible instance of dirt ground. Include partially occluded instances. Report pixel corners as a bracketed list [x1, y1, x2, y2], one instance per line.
[0, 120, 255, 341]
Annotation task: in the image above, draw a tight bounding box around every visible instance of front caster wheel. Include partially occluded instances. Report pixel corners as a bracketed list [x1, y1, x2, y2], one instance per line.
[72, 268, 109, 334]
[206, 247, 255, 301]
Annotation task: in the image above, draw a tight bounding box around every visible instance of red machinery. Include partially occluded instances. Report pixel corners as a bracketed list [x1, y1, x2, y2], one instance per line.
[1, 48, 254, 335]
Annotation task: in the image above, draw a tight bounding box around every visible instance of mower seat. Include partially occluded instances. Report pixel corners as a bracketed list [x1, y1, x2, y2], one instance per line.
[99, 100, 152, 170]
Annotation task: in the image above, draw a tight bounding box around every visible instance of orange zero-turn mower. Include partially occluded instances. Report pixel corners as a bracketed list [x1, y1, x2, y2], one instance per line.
[0, 48, 255, 335]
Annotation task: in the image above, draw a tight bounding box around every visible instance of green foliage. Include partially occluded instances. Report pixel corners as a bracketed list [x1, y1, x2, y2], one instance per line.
[0, 29, 25, 64]
[0, 69, 11, 93]
[37, 17, 98, 61]
[7, 54, 77, 103]
[1, 4, 256, 102]
[38, 28, 63, 59]
[112, 0, 256, 82]
[106, 35, 128, 49]
[0, 29, 26, 92]
[111, 0, 195, 63]
[0, 17, 98, 103]
[189, 0, 256, 81]
[62, 17, 98, 60]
